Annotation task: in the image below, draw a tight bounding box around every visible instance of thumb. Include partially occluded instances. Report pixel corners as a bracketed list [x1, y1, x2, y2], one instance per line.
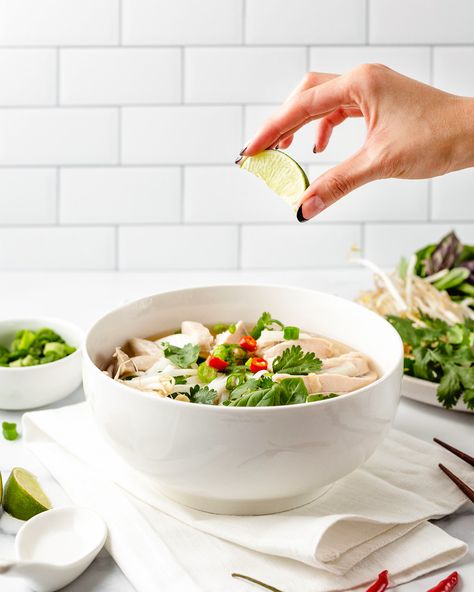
[297, 150, 377, 222]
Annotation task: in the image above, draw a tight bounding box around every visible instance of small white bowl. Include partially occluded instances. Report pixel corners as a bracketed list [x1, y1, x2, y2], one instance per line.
[0, 317, 83, 410]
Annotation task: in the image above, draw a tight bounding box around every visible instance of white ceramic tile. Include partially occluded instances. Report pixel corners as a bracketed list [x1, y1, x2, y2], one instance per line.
[241, 224, 361, 269]
[0, 0, 119, 46]
[119, 225, 239, 270]
[245, 105, 366, 164]
[0, 108, 118, 165]
[432, 168, 474, 221]
[310, 46, 431, 84]
[308, 164, 429, 222]
[185, 47, 306, 103]
[364, 224, 474, 267]
[60, 49, 181, 105]
[0, 50, 56, 105]
[60, 167, 181, 224]
[0, 169, 56, 224]
[369, 0, 474, 44]
[0, 227, 115, 270]
[184, 166, 291, 223]
[122, 0, 242, 45]
[433, 47, 474, 96]
[246, 0, 365, 44]
[122, 106, 242, 164]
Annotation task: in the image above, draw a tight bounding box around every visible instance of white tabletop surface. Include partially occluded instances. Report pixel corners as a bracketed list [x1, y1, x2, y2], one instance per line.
[0, 270, 472, 592]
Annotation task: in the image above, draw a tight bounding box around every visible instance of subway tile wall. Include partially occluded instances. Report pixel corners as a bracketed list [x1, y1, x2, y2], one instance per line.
[0, 0, 472, 271]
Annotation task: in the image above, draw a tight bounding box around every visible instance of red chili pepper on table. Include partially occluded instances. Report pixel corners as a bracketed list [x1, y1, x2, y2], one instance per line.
[206, 355, 228, 371]
[249, 357, 268, 373]
[239, 335, 257, 352]
[365, 570, 389, 592]
[426, 571, 459, 592]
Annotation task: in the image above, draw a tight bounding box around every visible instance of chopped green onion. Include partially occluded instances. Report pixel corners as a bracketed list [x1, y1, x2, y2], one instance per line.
[228, 323, 236, 334]
[2, 421, 19, 441]
[283, 326, 300, 340]
[174, 375, 187, 385]
[226, 368, 248, 391]
[212, 323, 229, 335]
[197, 362, 218, 384]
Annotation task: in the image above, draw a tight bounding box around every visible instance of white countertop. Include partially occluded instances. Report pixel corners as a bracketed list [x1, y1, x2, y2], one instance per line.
[0, 271, 472, 592]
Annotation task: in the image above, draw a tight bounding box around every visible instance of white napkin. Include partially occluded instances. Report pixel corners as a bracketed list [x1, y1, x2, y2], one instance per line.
[23, 403, 471, 592]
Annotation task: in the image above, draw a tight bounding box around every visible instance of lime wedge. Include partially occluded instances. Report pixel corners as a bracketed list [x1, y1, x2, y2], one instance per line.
[3, 468, 51, 520]
[240, 149, 309, 211]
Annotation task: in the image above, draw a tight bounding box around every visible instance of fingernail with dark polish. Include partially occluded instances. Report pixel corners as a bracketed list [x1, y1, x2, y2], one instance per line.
[235, 156, 242, 165]
[296, 205, 308, 223]
[313, 145, 318, 154]
[275, 144, 279, 150]
[239, 145, 248, 156]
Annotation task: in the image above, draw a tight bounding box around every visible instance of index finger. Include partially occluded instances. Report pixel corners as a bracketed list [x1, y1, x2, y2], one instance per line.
[245, 73, 347, 155]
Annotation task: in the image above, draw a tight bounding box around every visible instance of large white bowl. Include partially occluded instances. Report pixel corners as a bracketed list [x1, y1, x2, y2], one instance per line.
[83, 285, 404, 515]
[0, 317, 83, 410]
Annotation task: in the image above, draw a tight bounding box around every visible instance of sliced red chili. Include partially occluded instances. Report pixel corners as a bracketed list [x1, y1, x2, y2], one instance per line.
[207, 355, 229, 371]
[239, 335, 257, 352]
[249, 357, 268, 374]
[426, 571, 459, 592]
[365, 570, 389, 592]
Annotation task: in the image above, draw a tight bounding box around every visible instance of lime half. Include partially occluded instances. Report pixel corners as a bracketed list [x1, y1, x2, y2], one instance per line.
[240, 149, 309, 211]
[3, 468, 51, 520]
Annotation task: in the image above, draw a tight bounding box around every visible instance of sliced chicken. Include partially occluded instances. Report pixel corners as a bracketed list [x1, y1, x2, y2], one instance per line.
[215, 320, 248, 345]
[128, 337, 162, 357]
[262, 337, 336, 360]
[257, 329, 312, 349]
[129, 354, 163, 372]
[181, 321, 213, 351]
[157, 333, 195, 349]
[113, 347, 136, 379]
[273, 370, 378, 394]
[321, 352, 371, 377]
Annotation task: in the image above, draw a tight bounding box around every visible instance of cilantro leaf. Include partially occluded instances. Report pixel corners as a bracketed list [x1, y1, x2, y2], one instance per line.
[188, 385, 217, 405]
[437, 364, 462, 409]
[250, 312, 284, 339]
[272, 345, 322, 375]
[162, 342, 199, 369]
[227, 376, 308, 407]
[463, 389, 474, 410]
[307, 393, 339, 403]
[389, 314, 474, 410]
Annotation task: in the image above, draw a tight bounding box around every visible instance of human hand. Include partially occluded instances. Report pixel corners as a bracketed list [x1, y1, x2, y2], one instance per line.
[241, 64, 474, 221]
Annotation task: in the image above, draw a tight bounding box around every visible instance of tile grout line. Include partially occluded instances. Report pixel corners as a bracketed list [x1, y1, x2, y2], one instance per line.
[0, 43, 473, 49]
[241, 0, 246, 44]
